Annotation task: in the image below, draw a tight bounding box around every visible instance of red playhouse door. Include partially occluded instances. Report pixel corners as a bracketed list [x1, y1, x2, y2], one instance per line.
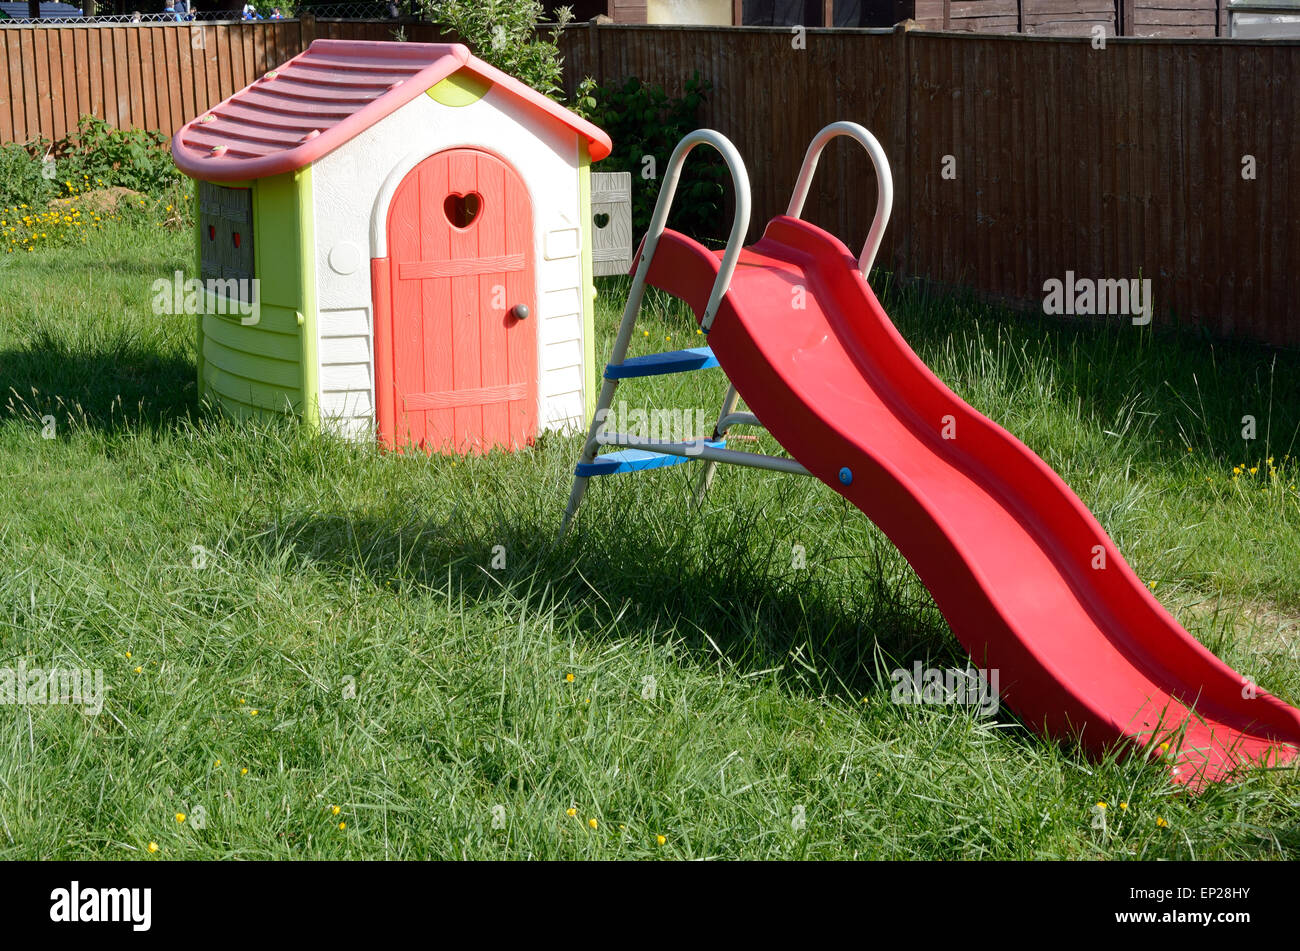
[373, 148, 537, 454]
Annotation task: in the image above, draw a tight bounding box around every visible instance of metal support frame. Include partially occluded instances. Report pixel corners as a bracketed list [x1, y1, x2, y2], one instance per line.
[561, 122, 893, 536]
[597, 433, 809, 475]
[562, 129, 764, 536]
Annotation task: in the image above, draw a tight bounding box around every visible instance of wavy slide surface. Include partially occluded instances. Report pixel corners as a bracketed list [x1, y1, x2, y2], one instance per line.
[643, 215, 1300, 785]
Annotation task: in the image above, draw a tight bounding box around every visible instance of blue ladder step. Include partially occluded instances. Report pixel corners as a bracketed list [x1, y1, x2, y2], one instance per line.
[605, 347, 719, 380]
[576, 439, 725, 477]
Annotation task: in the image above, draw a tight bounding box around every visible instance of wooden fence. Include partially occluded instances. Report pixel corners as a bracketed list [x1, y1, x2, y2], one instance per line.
[911, 0, 1231, 37]
[0, 20, 304, 144]
[0, 20, 1295, 347]
[611, 0, 1232, 37]
[0, 18, 453, 144]
[561, 25, 1299, 347]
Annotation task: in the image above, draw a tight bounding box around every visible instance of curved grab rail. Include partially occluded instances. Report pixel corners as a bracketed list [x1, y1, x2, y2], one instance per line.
[785, 121, 893, 278]
[635, 129, 752, 333]
[562, 129, 751, 534]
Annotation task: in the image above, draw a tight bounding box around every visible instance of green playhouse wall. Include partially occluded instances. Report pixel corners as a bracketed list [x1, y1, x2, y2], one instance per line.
[195, 168, 317, 427]
[579, 143, 597, 421]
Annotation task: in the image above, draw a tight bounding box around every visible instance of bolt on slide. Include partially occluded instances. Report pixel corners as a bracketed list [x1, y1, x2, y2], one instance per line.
[563, 122, 1300, 787]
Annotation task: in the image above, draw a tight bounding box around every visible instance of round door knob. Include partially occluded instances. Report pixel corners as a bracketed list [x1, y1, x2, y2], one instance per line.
[510, 304, 530, 321]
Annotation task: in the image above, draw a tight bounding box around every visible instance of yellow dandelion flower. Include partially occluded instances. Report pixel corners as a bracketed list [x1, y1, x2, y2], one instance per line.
[331, 805, 341, 816]
[214, 759, 221, 767]
[1156, 816, 1168, 828]
[133, 666, 142, 674]
[1119, 802, 1127, 810]
[147, 842, 158, 853]
[125, 651, 131, 658]
[656, 834, 666, 845]
[565, 673, 575, 683]
[588, 818, 598, 829]
[250, 709, 258, 716]
[240, 768, 248, 776]
[566, 808, 577, 817]
[175, 812, 186, 823]
[1095, 801, 1106, 810]
[338, 821, 346, 830]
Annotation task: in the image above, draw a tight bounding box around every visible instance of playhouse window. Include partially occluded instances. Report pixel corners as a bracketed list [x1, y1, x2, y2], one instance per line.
[198, 182, 255, 304]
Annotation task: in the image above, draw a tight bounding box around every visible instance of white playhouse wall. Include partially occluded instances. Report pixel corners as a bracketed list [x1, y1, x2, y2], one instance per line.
[309, 85, 590, 440]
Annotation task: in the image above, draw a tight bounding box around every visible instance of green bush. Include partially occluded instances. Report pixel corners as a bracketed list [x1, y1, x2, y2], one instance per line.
[0, 115, 181, 209]
[66, 116, 181, 197]
[417, 0, 572, 99]
[0, 141, 60, 209]
[582, 72, 726, 246]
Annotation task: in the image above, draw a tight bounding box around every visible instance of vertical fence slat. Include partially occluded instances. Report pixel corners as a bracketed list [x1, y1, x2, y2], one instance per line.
[73, 27, 90, 135]
[139, 27, 158, 134]
[89, 27, 104, 129]
[3, 32, 23, 142]
[59, 29, 77, 139]
[32, 27, 52, 140]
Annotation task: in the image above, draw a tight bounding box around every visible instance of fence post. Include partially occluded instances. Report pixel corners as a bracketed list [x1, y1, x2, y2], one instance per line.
[894, 21, 912, 279]
[301, 11, 316, 49]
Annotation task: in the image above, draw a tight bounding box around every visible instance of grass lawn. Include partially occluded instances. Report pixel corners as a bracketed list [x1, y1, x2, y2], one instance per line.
[0, 214, 1297, 860]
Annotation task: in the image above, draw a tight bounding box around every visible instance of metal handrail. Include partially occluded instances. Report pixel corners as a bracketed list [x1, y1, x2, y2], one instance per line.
[560, 130, 752, 535]
[637, 129, 752, 333]
[785, 121, 893, 278]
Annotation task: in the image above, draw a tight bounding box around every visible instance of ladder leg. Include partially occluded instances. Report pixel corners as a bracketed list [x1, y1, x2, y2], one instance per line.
[560, 376, 618, 537]
[561, 282, 649, 537]
[560, 473, 591, 537]
[694, 383, 742, 505]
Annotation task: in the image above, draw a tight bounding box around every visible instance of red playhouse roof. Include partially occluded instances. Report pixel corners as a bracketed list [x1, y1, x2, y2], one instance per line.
[172, 40, 612, 182]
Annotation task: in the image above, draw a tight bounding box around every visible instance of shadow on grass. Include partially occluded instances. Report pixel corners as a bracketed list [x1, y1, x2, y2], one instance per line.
[0, 331, 195, 431]
[5, 257, 190, 278]
[259, 491, 1040, 742]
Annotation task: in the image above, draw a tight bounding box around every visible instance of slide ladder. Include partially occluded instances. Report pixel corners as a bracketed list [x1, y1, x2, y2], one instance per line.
[561, 129, 828, 533]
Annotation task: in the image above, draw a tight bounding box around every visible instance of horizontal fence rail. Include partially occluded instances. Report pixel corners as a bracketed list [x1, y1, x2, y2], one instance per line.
[0, 19, 1293, 347]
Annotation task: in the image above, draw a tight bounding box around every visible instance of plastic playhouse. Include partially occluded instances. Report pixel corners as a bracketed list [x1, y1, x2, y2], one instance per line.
[172, 39, 612, 453]
[560, 122, 1300, 788]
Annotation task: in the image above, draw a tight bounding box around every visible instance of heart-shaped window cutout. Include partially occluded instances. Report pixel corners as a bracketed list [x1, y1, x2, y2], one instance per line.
[593, 212, 610, 229]
[444, 192, 482, 229]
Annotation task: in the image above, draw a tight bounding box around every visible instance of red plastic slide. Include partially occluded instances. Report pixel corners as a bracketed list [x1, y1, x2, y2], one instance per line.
[643, 214, 1300, 786]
